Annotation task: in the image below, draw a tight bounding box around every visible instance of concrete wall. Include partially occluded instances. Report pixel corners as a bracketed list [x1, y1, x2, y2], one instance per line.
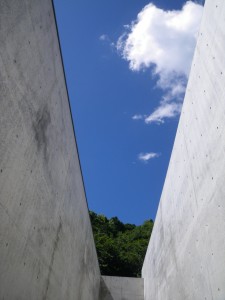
[142, 0, 225, 299]
[0, 1, 100, 299]
[100, 276, 144, 300]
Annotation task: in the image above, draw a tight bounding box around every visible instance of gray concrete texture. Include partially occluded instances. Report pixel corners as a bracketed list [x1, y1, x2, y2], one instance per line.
[0, 0, 100, 299]
[100, 276, 144, 300]
[142, 0, 225, 299]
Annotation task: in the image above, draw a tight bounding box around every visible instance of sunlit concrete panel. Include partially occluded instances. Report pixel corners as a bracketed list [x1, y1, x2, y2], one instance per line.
[0, 1, 100, 299]
[100, 276, 144, 300]
[142, 0, 225, 299]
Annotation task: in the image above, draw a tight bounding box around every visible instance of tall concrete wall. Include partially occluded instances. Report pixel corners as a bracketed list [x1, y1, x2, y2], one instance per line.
[142, 0, 225, 299]
[100, 276, 144, 300]
[0, 1, 100, 299]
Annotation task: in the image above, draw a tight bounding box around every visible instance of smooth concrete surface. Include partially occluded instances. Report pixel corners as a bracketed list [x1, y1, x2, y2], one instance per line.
[142, 0, 225, 299]
[100, 276, 144, 300]
[0, 1, 100, 299]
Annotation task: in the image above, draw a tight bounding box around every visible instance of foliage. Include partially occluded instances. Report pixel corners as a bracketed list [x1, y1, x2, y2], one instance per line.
[90, 211, 154, 277]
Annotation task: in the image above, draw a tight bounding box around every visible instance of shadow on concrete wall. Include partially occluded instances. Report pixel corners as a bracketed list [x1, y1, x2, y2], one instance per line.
[99, 277, 113, 300]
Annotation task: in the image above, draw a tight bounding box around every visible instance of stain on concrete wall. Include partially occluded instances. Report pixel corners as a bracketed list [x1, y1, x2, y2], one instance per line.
[33, 105, 51, 161]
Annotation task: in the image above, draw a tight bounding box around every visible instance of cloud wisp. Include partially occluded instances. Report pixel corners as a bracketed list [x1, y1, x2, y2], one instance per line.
[117, 1, 203, 124]
[99, 34, 110, 42]
[138, 152, 160, 163]
[132, 114, 144, 120]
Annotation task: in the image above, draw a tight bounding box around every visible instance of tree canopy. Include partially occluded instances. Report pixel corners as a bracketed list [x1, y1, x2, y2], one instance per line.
[90, 211, 154, 277]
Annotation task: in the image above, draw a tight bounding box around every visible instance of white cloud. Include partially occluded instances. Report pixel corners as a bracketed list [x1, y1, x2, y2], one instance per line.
[138, 152, 160, 162]
[145, 102, 182, 124]
[117, 1, 203, 124]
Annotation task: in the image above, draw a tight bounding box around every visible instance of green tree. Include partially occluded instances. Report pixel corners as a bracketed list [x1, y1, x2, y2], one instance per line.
[89, 211, 154, 277]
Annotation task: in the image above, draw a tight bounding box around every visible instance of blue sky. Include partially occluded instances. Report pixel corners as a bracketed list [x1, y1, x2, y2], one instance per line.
[53, 0, 203, 225]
